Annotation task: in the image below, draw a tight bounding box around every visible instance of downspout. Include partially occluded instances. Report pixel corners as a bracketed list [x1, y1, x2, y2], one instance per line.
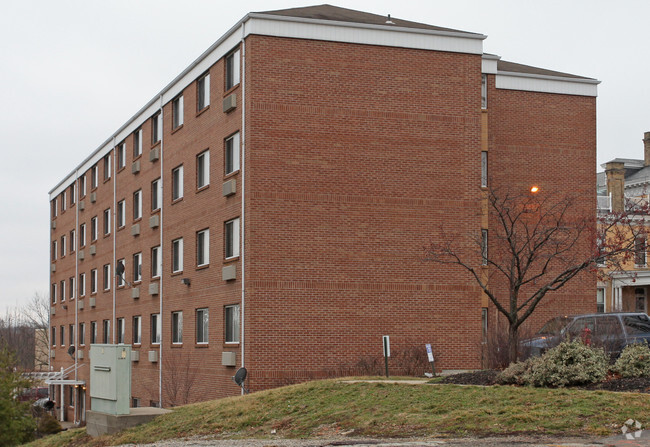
[240, 23, 246, 381]
[74, 169, 79, 424]
[112, 137, 117, 344]
[158, 94, 164, 407]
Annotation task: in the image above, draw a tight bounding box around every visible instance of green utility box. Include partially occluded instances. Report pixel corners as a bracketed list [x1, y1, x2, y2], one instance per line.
[89, 345, 131, 415]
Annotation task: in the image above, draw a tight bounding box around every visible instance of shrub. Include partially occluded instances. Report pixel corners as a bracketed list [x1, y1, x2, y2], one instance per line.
[497, 340, 607, 387]
[36, 413, 61, 435]
[615, 343, 650, 378]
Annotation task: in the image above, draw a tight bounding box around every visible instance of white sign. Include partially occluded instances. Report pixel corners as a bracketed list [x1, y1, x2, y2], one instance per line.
[382, 335, 390, 357]
[426, 343, 434, 362]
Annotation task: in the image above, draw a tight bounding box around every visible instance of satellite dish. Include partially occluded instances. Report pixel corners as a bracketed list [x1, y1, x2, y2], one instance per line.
[67, 345, 75, 358]
[115, 262, 125, 276]
[232, 367, 249, 394]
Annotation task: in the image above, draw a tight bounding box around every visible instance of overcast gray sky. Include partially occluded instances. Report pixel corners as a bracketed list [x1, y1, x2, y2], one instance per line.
[1, 0, 648, 314]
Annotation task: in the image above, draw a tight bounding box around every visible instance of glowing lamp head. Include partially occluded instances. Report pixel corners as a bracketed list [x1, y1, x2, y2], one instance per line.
[530, 186, 539, 193]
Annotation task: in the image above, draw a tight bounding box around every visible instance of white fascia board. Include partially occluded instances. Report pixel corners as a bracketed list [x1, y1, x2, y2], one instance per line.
[496, 71, 599, 97]
[245, 15, 485, 54]
[481, 54, 500, 74]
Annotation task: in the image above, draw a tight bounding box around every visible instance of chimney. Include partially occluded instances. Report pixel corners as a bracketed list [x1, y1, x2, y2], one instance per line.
[645, 131, 650, 166]
[605, 161, 625, 212]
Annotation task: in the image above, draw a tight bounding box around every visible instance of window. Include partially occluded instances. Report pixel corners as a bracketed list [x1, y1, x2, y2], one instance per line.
[197, 229, 209, 266]
[133, 252, 142, 283]
[103, 264, 111, 291]
[69, 324, 74, 346]
[133, 190, 142, 220]
[60, 235, 66, 257]
[103, 208, 111, 235]
[197, 73, 210, 111]
[624, 314, 650, 335]
[117, 143, 126, 170]
[196, 308, 209, 344]
[481, 74, 487, 109]
[635, 237, 647, 267]
[104, 153, 111, 180]
[60, 325, 65, 346]
[597, 288, 605, 313]
[197, 150, 210, 189]
[225, 304, 240, 343]
[79, 273, 86, 297]
[51, 198, 58, 218]
[117, 259, 125, 287]
[152, 112, 162, 144]
[91, 269, 97, 294]
[61, 191, 66, 212]
[91, 216, 98, 241]
[70, 230, 76, 253]
[132, 398, 140, 408]
[91, 165, 98, 189]
[133, 316, 142, 344]
[481, 151, 488, 188]
[172, 238, 183, 273]
[635, 288, 647, 313]
[151, 314, 161, 344]
[225, 48, 240, 90]
[481, 229, 488, 266]
[225, 132, 240, 175]
[69, 183, 76, 205]
[51, 327, 56, 346]
[134, 129, 142, 158]
[80, 174, 86, 197]
[225, 218, 240, 259]
[151, 246, 161, 278]
[172, 166, 183, 200]
[90, 321, 97, 344]
[59, 280, 65, 302]
[69, 277, 75, 300]
[117, 318, 125, 344]
[151, 179, 161, 211]
[51, 240, 57, 261]
[79, 322, 85, 346]
[172, 311, 183, 344]
[172, 95, 184, 129]
[51, 283, 57, 304]
[117, 200, 125, 228]
[80, 223, 86, 247]
[102, 320, 110, 344]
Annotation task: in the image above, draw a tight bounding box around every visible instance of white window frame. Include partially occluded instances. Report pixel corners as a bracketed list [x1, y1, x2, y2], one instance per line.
[134, 129, 142, 158]
[118, 142, 126, 170]
[172, 95, 184, 129]
[103, 319, 110, 344]
[133, 316, 142, 345]
[91, 269, 97, 294]
[69, 183, 76, 205]
[172, 166, 184, 200]
[117, 318, 125, 344]
[152, 179, 162, 211]
[151, 313, 161, 345]
[103, 264, 111, 291]
[225, 218, 240, 259]
[197, 229, 209, 267]
[172, 311, 183, 344]
[152, 112, 162, 143]
[133, 252, 142, 283]
[198, 73, 210, 111]
[225, 48, 240, 90]
[91, 216, 98, 241]
[172, 238, 184, 273]
[70, 229, 76, 252]
[104, 153, 111, 180]
[197, 150, 210, 189]
[151, 246, 161, 278]
[79, 273, 86, 297]
[52, 240, 57, 261]
[51, 283, 57, 304]
[481, 74, 487, 109]
[103, 208, 111, 235]
[225, 304, 240, 343]
[90, 321, 97, 344]
[60, 280, 66, 302]
[91, 165, 98, 189]
[79, 322, 86, 346]
[62, 190, 67, 211]
[196, 308, 209, 344]
[481, 151, 488, 188]
[80, 174, 86, 197]
[117, 259, 125, 287]
[635, 236, 647, 267]
[133, 190, 142, 220]
[69, 276, 75, 300]
[225, 132, 240, 175]
[80, 223, 86, 247]
[61, 235, 66, 257]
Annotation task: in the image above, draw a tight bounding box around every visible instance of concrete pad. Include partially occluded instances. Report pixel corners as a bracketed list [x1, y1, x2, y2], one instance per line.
[86, 407, 171, 437]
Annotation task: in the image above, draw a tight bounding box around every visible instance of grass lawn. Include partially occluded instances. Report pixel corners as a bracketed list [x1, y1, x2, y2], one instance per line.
[28, 378, 650, 446]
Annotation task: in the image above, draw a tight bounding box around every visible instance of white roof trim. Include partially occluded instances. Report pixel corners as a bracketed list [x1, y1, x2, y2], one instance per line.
[496, 71, 599, 97]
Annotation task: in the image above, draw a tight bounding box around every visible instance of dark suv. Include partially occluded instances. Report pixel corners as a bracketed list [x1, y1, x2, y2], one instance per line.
[520, 312, 650, 359]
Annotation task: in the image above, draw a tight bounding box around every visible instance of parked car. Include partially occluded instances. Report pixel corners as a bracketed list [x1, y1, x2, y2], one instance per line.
[520, 312, 650, 360]
[18, 387, 48, 402]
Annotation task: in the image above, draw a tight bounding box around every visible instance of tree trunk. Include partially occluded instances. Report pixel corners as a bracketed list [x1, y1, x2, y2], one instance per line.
[508, 323, 519, 364]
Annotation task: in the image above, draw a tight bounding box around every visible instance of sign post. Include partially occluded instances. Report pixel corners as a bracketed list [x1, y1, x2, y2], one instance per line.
[382, 335, 390, 378]
[425, 343, 435, 377]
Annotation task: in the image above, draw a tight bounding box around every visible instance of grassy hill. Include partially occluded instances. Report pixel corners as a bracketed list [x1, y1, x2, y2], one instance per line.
[28, 378, 650, 446]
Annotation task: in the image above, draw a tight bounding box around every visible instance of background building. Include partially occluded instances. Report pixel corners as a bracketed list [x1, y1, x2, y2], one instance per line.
[48, 5, 598, 423]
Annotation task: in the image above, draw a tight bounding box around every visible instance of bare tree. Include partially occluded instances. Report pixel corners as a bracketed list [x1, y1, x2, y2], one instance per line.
[425, 188, 645, 364]
[22, 293, 49, 371]
[162, 351, 199, 407]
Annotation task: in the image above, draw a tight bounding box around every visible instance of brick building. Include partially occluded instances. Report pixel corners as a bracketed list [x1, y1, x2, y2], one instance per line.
[48, 5, 598, 423]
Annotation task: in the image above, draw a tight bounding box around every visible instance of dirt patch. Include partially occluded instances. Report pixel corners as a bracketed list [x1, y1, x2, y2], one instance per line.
[440, 370, 650, 393]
